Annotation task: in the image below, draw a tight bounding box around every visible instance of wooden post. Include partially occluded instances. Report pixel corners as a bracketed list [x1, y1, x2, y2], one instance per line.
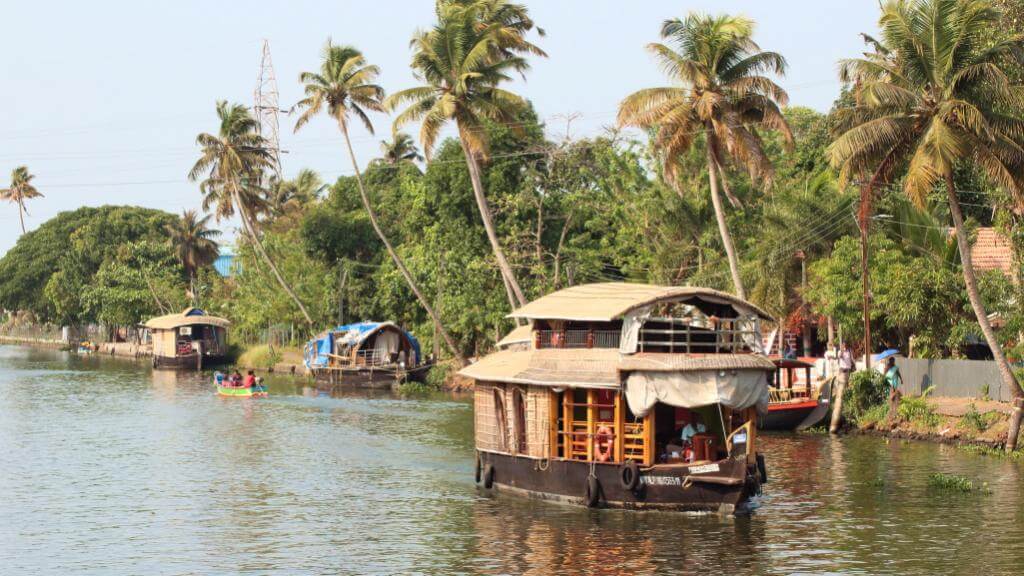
[643, 410, 655, 466]
[549, 390, 559, 459]
[586, 389, 595, 461]
[614, 391, 624, 463]
[562, 391, 572, 460]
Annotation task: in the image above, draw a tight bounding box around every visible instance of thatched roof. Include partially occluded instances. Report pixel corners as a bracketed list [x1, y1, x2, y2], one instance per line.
[144, 308, 230, 331]
[459, 348, 772, 389]
[507, 282, 773, 322]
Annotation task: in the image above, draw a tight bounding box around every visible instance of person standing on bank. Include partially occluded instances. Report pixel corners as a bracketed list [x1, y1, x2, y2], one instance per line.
[830, 344, 855, 433]
[885, 356, 903, 413]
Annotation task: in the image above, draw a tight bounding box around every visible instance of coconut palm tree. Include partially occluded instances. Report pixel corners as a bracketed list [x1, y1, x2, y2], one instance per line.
[294, 41, 467, 366]
[828, 0, 1024, 449]
[385, 0, 545, 310]
[266, 168, 327, 221]
[380, 132, 423, 165]
[166, 210, 221, 304]
[1, 166, 43, 234]
[618, 13, 793, 300]
[189, 100, 313, 325]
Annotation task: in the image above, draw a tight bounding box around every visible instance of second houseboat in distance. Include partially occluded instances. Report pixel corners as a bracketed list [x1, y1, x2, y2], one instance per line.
[459, 282, 775, 514]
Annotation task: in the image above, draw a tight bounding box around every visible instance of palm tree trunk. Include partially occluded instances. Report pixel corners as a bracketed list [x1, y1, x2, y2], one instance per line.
[341, 125, 467, 368]
[945, 172, 1023, 451]
[232, 186, 314, 326]
[457, 131, 527, 308]
[706, 137, 746, 300]
[714, 158, 744, 209]
[17, 199, 25, 234]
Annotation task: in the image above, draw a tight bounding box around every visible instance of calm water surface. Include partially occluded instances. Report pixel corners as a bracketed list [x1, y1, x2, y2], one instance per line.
[1, 345, 1023, 575]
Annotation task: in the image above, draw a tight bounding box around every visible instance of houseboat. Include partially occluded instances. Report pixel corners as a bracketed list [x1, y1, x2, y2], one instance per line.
[760, 358, 832, 431]
[459, 283, 774, 514]
[303, 321, 428, 387]
[144, 308, 230, 370]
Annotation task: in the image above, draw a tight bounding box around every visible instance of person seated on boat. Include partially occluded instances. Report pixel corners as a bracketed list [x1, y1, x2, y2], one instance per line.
[243, 370, 257, 389]
[228, 370, 243, 387]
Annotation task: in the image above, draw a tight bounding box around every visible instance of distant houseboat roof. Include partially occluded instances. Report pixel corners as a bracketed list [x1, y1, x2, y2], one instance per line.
[508, 282, 773, 322]
[496, 324, 532, 349]
[144, 308, 231, 330]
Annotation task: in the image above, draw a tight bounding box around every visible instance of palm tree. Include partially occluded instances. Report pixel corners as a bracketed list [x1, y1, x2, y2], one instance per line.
[294, 41, 467, 366]
[1, 166, 43, 234]
[166, 210, 221, 304]
[828, 0, 1024, 450]
[188, 100, 314, 325]
[266, 168, 327, 221]
[385, 0, 546, 310]
[380, 132, 423, 165]
[618, 13, 792, 300]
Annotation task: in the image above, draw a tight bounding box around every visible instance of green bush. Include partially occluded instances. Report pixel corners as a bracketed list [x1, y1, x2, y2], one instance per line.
[843, 370, 888, 422]
[898, 395, 940, 427]
[397, 380, 437, 396]
[961, 403, 998, 432]
[425, 363, 453, 389]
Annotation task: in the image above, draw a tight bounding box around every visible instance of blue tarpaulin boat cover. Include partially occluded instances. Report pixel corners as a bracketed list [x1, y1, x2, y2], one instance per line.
[303, 322, 421, 369]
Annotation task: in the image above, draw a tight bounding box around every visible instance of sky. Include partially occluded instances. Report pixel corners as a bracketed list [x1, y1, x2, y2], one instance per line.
[0, 1, 879, 255]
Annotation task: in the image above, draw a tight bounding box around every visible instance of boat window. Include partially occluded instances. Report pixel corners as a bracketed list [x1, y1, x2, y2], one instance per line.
[493, 389, 509, 452]
[512, 388, 527, 454]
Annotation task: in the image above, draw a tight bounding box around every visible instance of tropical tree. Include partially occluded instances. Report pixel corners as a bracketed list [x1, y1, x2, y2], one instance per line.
[294, 41, 467, 366]
[188, 100, 313, 325]
[618, 13, 792, 300]
[265, 168, 327, 222]
[166, 210, 220, 304]
[385, 0, 546, 310]
[379, 132, 423, 165]
[828, 0, 1024, 449]
[1, 166, 43, 234]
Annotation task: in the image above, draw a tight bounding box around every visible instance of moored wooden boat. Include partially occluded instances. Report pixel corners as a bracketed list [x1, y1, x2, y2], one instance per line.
[144, 308, 230, 370]
[460, 283, 775, 514]
[759, 358, 831, 431]
[303, 321, 431, 387]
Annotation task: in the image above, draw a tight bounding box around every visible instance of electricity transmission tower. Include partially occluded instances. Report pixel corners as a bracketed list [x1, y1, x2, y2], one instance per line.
[254, 39, 282, 176]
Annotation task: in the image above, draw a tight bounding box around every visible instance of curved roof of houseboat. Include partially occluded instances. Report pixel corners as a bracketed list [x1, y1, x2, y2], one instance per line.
[507, 283, 773, 322]
[496, 324, 532, 349]
[459, 348, 774, 389]
[144, 308, 230, 330]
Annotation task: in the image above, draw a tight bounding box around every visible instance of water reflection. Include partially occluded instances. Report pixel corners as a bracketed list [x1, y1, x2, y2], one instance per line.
[0, 345, 1022, 575]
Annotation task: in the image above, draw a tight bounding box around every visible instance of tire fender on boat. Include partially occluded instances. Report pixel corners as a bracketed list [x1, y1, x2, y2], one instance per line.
[584, 475, 600, 508]
[756, 453, 768, 484]
[620, 460, 640, 492]
[482, 463, 494, 489]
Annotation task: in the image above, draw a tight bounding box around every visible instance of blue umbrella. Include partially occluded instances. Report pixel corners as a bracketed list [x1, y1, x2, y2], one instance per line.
[874, 349, 900, 362]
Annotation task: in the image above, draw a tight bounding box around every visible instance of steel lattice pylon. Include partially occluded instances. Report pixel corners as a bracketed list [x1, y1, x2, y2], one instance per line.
[254, 39, 282, 176]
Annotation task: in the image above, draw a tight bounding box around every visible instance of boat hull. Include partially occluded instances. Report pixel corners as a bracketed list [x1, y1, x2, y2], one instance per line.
[311, 363, 432, 388]
[216, 385, 267, 398]
[153, 353, 226, 371]
[476, 451, 758, 513]
[758, 401, 820, 431]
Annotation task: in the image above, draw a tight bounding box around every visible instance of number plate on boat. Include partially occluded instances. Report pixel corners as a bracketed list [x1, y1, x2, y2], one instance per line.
[640, 476, 681, 486]
[688, 463, 720, 474]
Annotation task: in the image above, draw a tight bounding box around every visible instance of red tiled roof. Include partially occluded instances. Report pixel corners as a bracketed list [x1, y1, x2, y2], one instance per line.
[971, 228, 1014, 276]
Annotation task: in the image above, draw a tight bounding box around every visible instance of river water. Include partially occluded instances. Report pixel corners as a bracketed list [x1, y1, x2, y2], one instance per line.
[1, 345, 1022, 575]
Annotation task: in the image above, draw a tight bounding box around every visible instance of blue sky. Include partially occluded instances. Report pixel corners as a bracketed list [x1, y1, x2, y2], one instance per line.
[0, 1, 878, 255]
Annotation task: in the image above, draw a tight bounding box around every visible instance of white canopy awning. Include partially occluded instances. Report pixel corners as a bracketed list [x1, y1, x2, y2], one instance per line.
[624, 369, 769, 417]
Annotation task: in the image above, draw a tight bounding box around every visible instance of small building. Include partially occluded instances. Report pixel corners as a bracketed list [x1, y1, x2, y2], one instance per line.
[144, 308, 230, 370]
[304, 321, 427, 386]
[460, 282, 775, 513]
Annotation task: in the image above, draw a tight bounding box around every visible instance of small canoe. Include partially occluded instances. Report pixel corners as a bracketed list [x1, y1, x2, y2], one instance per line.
[216, 384, 267, 398]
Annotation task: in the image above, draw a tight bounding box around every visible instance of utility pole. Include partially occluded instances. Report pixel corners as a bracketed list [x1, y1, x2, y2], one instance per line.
[338, 262, 348, 326]
[857, 187, 873, 371]
[254, 39, 283, 177]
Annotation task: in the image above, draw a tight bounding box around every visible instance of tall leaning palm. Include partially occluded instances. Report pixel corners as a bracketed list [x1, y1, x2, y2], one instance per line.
[294, 41, 467, 366]
[385, 0, 546, 311]
[188, 100, 313, 325]
[828, 0, 1024, 450]
[618, 14, 792, 300]
[1, 166, 43, 234]
[166, 210, 220, 304]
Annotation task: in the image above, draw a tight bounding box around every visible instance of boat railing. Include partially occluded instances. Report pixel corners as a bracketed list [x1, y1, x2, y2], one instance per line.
[536, 330, 621, 349]
[638, 322, 758, 354]
[768, 386, 813, 403]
